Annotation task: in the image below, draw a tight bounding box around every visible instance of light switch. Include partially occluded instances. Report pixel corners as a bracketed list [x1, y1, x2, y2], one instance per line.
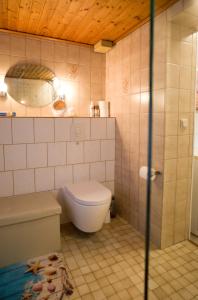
[180, 118, 188, 129]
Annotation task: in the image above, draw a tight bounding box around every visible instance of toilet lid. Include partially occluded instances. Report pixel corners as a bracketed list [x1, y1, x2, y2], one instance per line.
[64, 181, 111, 206]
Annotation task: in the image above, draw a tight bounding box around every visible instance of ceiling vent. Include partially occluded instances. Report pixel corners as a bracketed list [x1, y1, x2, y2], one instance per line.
[94, 40, 113, 53]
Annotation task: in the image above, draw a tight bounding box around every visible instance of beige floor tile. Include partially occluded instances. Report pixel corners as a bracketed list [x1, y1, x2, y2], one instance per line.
[92, 289, 106, 299]
[117, 289, 131, 299]
[84, 273, 95, 284]
[61, 218, 198, 300]
[77, 283, 90, 296]
[81, 293, 94, 300]
[88, 280, 100, 292]
[108, 294, 120, 300]
[74, 275, 86, 286]
[103, 285, 115, 297]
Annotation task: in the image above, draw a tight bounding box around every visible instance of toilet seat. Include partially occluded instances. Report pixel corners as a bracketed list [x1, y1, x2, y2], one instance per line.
[63, 181, 111, 206]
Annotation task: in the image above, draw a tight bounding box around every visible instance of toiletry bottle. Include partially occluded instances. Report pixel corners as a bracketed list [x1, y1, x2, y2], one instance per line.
[89, 101, 95, 117]
[94, 104, 100, 117]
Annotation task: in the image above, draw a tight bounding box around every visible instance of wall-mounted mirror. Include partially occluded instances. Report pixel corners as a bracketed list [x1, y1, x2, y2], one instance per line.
[5, 63, 57, 107]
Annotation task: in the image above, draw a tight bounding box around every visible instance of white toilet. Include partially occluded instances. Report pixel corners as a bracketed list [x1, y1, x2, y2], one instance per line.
[62, 181, 111, 232]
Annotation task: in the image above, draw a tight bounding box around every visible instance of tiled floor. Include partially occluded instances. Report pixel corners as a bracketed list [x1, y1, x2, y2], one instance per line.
[61, 218, 198, 300]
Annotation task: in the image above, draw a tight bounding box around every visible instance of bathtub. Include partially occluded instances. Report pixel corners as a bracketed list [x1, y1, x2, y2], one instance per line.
[0, 192, 61, 267]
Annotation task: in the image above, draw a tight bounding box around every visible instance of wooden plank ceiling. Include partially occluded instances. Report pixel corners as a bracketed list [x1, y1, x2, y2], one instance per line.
[0, 0, 177, 45]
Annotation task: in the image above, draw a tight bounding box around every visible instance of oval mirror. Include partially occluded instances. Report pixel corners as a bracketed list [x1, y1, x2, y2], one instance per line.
[5, 63, 57, 107]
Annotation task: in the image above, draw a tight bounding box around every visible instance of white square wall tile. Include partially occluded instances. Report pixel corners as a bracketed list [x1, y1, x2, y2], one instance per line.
[27, 143, 47, 168]
[73, 163, 89, 183]
[90, 162, 105, 182]
[0, 171, 13, 197]
[35, 167, 54, 192]
[0, 145, 4, 171]
[71, 118, 90, 141]
[0, 119, 12, 144]
[84, 141, 100, 162]
[107, 118, 115, 139]
[55, 118, 72, 141]
[106, 161, 115, 181]
[101, 140, 115, 161]
[12, 118, 34, 143]
[14, 169, 35, 195]
[55, 165, 73, 189]
[34, 118, 54, 143]
[48, 142, 66, 166]
[67, 142, 83, 164]
[4, 144, 26, 170]
[91, 118, 106, 139]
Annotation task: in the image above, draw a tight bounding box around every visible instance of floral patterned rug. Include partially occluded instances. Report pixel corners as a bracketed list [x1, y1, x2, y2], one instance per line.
[0, 253, 74, 300]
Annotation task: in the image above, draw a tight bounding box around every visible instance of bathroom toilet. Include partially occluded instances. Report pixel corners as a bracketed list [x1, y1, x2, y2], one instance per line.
[62, 181, 112, 232]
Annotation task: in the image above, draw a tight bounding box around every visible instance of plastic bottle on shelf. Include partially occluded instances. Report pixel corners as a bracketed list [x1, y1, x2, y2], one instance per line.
[89, 101, 95, 117]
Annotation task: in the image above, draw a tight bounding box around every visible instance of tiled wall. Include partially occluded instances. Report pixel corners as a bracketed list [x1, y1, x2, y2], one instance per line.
[0, 32, 105, 117]
[106, 3, 197, 248]
[0, 117, 115, 200]
[106, 13, 166, 247]
[161, 20, 197, 248]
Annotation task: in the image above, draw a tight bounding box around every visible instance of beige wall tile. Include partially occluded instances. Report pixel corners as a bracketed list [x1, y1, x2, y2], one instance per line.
[176, 179, 189, 203]
[167, 39, 181, 64]
[167, 22, 180, 40]
[0, 54, 10, 74]
[154, 62, 166, 90]
[180, 66, 192, 90]
[165, 88, 179, 113]
[174, 221, 186, 243]
[177, 157, 190, 179]
[153, 113, 165, 136]
[26, 38, 41, 60]
[178, 135, 190, 157]
[179, 89, 191, 112]
[140, 68, 149, 92]
[164, 159, 177, 182]
[180, 41, 192, 66]
[0, 33, 10, 55]
[153, 89, 165, 113]
[165, 136, 178, 159]
[166, 64, 180, 88]
[165, 113, 178, 136]
[11, 36, 26, 57]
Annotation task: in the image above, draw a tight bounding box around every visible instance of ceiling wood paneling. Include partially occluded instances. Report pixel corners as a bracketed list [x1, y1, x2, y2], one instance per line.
[0, 0, 178, 45]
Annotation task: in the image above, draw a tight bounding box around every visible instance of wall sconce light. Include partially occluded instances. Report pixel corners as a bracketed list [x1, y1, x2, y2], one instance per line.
[0, 81, 7, 97]
[57, 85, 66, 100]
[53, 77, 66, 100]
